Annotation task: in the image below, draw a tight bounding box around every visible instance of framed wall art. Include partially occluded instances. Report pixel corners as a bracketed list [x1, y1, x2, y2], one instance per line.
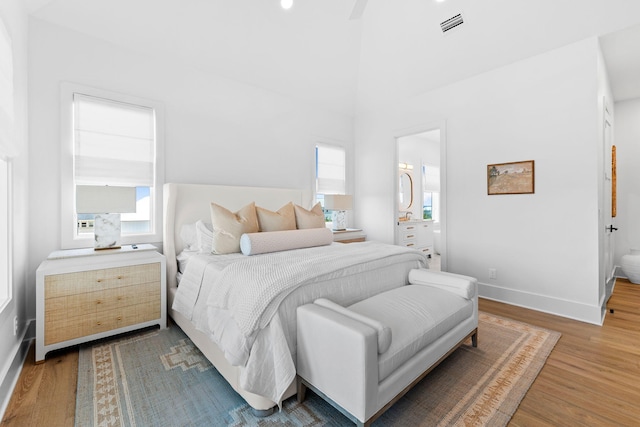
[487, 160, 535, 195]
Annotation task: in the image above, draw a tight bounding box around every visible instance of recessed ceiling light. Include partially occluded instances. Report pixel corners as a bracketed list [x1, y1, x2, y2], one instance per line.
[281, 0, 293, 10]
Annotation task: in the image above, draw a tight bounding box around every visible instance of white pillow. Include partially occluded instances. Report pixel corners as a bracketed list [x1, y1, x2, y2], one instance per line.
[176, 249, 197, 274]
[195, 220, 214, 254]
[314, 298, 392, 354]
[210, 202, 259, 254]
[408, 268, 476, 300]
[294, 202, 326, 229]
[240, 228, 333, 255]
[179, 223, 198, 251]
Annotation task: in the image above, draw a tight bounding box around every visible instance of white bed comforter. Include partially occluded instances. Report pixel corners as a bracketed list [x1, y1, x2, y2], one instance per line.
[173, 242, 426, 405]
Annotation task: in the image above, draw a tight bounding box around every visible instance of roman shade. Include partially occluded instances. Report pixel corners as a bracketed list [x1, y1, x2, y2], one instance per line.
[73, 93, 155, 187]
[423, 163, 440, 192]
[316, 144, 345, 194]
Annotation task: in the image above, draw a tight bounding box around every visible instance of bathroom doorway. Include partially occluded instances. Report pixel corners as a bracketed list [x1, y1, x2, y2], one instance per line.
[396, 125, 446, 271]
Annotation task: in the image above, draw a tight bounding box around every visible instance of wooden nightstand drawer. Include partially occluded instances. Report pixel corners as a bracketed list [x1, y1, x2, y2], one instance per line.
[36, 245, 166, 362]
[44, 263, 161, 298]
[45, 281, 161, 323]
[333, 228, 366, 243]
[45, 300, 161, 345]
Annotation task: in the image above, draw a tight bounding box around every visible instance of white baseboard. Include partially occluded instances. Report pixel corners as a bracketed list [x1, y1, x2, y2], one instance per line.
[478, 282, 603, 325]
[614, 266, 627, 279]
[0, 320, 34, 421]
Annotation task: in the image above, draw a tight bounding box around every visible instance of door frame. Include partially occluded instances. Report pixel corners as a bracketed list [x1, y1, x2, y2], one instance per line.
[394, 121, 448, 271]
[602, 99, 616, 308]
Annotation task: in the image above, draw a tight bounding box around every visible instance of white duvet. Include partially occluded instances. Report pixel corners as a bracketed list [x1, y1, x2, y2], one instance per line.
[172, 242, 426, 405]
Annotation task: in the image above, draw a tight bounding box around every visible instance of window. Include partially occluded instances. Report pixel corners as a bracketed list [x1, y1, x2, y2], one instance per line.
[61, 84, 164, 249]
[0, 16, 13, 311]
[422, 163, 440, 221]
[0, 157, 10, 311]
[315, 144, 346, 221]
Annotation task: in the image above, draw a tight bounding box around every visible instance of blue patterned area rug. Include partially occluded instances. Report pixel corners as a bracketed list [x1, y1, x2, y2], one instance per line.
[75, 313, 560, 426]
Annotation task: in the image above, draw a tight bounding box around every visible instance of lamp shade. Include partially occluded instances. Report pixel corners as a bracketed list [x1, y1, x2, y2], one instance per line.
[76, 185, 137, 214]
[324, 194, 352, 211]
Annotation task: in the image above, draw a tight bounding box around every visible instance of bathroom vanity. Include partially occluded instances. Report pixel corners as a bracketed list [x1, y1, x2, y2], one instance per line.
[396, 220, 434, 257]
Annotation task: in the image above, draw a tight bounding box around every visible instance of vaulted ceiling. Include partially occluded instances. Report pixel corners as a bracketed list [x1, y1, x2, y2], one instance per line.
[26, 0, 640, 115]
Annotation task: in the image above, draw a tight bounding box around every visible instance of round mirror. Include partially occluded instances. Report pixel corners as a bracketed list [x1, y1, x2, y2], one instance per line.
[399, 172, 413, 211]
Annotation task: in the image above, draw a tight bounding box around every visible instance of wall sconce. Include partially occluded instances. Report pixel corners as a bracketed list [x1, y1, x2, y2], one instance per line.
[324, 194, 353, 231]
[399, 162, 414, 170]
[76, 185, 137, 250]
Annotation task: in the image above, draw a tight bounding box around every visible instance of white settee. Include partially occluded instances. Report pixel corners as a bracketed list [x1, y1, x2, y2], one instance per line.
[296, 268, 478, 426]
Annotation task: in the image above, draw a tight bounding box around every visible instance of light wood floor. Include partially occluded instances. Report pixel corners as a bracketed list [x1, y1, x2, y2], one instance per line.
[3, 280, 639, 426]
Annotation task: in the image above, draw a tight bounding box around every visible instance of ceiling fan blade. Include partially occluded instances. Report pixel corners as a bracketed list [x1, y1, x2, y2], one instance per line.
[349, 0, 368, 20]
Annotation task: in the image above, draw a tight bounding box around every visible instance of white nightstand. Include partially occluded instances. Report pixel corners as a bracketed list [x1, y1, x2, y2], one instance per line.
[35, 244, 166, 362]
[332, 228, 366, 243]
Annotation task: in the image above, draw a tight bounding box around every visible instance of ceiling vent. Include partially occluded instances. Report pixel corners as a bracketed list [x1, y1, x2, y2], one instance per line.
[440, 13, 464, 34]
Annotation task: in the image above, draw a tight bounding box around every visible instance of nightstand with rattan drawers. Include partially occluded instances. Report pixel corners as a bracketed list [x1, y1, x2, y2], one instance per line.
[36, 244, 166, 362]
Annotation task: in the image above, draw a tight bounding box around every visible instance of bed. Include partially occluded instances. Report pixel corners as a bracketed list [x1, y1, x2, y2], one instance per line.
[163, 183, 427, 414]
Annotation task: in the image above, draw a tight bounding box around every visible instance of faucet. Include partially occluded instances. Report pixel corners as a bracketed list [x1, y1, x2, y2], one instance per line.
[406, 211, 413, 220]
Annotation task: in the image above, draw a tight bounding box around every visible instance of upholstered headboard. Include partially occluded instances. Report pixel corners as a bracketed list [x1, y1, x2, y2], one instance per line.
[163, 183, 312, 289]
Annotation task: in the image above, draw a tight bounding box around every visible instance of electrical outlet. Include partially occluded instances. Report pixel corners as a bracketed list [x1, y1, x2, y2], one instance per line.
[13, 316, 18, 336]
[489, 268, 497, 280]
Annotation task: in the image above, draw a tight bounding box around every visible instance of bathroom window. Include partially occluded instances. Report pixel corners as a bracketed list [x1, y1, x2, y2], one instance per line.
[423, 164, 440, 222]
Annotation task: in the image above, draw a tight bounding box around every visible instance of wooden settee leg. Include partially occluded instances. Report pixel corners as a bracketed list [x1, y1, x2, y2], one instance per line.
[297, 377, 307, 403]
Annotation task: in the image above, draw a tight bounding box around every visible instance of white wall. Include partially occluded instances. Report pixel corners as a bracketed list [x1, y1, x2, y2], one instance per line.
[614, 98, 640, 263]
[355, 38, 605, 324]
[27, 19, 354, 319]
[0, 0, 29, 416]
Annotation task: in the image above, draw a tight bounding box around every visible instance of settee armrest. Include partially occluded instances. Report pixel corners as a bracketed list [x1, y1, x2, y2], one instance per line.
[408, 268, 477, 300]
[314, 298, 392, 354]
[296, 303, 379, 423]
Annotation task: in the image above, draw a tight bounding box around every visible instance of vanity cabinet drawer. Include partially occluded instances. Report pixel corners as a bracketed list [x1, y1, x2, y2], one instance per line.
[398, 224, 418, 246]
[418, 246, 434, 256]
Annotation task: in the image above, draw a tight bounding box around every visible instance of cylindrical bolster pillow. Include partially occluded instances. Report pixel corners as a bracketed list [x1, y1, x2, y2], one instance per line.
[240, 227, 333, 256]
[314, 298, 392, 354]
[408, 268, 477, 300]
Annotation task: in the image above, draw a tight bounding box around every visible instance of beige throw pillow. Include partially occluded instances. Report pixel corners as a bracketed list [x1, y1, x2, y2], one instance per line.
[256, 202, 296, 232]
[294, 202, 326, 229]
[210, 202, 259, 254]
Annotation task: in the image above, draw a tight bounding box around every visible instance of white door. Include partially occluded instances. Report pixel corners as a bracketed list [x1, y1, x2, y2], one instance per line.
[603, 104, 616, 302]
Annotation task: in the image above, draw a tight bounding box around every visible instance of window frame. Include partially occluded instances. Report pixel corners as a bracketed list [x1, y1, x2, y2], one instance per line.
[314, 142, 348, 225]
[315, 142, 347, 198]
[0, 155, 12, 313]
[60, 83, 165, 249]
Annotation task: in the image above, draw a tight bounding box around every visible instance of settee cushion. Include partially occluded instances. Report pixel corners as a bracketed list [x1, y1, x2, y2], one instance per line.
[348, 284, 473, 382]
[314, 298, 392, 354]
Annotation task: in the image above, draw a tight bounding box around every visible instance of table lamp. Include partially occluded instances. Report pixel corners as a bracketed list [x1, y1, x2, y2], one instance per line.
[76, 185, 137, 250]
[324, 194, 352, 231]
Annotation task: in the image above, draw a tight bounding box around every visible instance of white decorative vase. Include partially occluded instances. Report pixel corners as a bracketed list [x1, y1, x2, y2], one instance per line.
[621, 248, 640, 284]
